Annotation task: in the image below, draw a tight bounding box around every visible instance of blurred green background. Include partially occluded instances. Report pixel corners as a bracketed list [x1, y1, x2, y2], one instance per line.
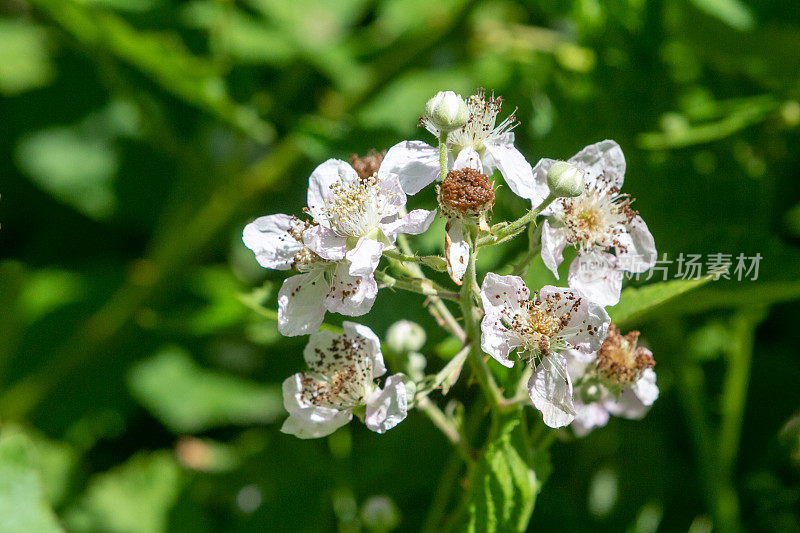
[1, 0, 800, 531]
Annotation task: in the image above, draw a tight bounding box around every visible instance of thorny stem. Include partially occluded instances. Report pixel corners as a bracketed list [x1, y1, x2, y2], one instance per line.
[374, 270, 459, 301]
[418, 397, 474, 460]
[382, 249, 447, 272]
[393, 232, 466, 342]
[458, 225, 503, 409]
[414, 346, 471, 404]
[478, 193, 556, 247]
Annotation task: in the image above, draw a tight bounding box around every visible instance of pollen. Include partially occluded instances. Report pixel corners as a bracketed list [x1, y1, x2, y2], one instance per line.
[503, 290, 583, 358]
[438, 168, 495, 218]
[322, 171, 399, 238]
[558, 173, 638, 251]
[595, 324, 654, 387]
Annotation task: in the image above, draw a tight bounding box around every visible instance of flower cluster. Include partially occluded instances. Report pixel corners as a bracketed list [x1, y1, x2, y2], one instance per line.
[243, 89, 659, 439]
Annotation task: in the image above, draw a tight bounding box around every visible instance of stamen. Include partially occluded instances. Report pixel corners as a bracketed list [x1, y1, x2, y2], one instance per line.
[594, 324, 654, 387]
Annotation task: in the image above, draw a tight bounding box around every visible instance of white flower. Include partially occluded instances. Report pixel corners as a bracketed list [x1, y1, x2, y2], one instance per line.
[243, 156, 435, 337]
[566, 325, 659, 436]
[243, 214, 378, 337]
[304, 158, 435, 276]
[530, 140, 657, 306]
[281, 322, 408, 439]
[381, 89, 536, 199]
[479, 272, 610, 428]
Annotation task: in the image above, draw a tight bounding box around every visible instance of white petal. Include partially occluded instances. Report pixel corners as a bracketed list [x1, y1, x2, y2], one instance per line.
[539, 284, 609, 353]
[540, 219, 568, 279]
[631, 367, 659, 406]
[529, 158, 557, 215]
[345, 237, 384, 277]
[277, 271, 329, 337]
[342, 321, 386, 378]
[571, 399, 610, 437]
[280, 375, 352, 439]
[529, 353, 576, 428]
[303, 225, 346, 261]
[380, 209, 436, 238]
[325, 262, 378, 316]
[485, 143, 547, 203]
[380, 140, 440, 195]
[479, 273, 530, 367]
[242, 214, 303, 270]
[616, 215, 657, 273]
[444, 218, 469, 285]
[453, 146, 483, 171]
[365, 374, 408, 434]
[568, 140, 626, 189]
[567, 251, 623, 307]
[374, 173, 407, 219]
[563, 348, 595, 378]
[307, 159, 358, 226]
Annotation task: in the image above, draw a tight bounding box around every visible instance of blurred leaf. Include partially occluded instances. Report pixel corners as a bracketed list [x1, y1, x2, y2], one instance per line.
[0, 20, 54, 95]
[32, 0, 273, 141]
[0, 431, 64, 533]
[64, 451, 181, 533]
[467, 417, 539, 533]
[18, 269, 86, 323]
[127, 346, 283, 433]
[690, 0, 755, 31]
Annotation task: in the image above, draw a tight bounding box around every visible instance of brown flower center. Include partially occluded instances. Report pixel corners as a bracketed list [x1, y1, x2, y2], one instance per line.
[438, 168, 495, 218]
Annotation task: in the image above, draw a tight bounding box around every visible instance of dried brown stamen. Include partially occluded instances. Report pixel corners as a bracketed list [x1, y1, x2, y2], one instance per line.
[438, 168, 495, 218]
[350, 150, 386, 181]
[595, 324, 654, 387]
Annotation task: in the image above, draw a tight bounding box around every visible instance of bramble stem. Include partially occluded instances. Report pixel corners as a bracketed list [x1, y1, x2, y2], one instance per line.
[478, 193, 556, 247]
[375, 270, 459, 301]
[458, 226, 503, 409]
[439, 131, 449, 180]
[418, 397, 474, 460]
[383, 249, 447, 272]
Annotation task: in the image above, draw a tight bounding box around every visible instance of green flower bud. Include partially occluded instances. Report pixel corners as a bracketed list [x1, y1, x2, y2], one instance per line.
[386, 320, 426, 353]
[547, 161, 585, 198]
[424, 91, 469, 133]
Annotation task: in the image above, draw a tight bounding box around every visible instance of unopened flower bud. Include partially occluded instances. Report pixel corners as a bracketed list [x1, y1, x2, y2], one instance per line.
[361, 495, 401, 531]
[424, 91, 469, 133]
[547, 161, 585, 198]
[386, 320, 426, 353]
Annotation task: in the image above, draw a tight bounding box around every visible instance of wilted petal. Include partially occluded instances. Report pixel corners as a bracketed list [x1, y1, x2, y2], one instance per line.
[380, 209, 436, 238]
[568, 251, 623, 307]
[540, 219, 569, 279]
[568, 140, 626, 189]
[342, 321, 386, 378]
[444, 218, 469, 285]
[631, 367, 659, 406]
[616, 215, 657, 274]
[381, 140, 440, 195]
[346, 237, 384, 277]
[571, 399, 610, 437]
[307, 159, 358, 226]
[365, 374, 408, 434]
[529, 353, 576, 428]
[242, 214, 304, 270]
[277, 271, 329, 337]
[303, 225, 346, 261]
[325, 262, 378, 316]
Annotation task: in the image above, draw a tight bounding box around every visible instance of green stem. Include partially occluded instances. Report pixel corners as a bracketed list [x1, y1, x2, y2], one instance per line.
[478, 193, 556, 247]
[383, 249, 447, 272]
[414, 346, 471, 403]
[439, 131, 449, 180]
[458, 226, 503, 409]
[374, 270, 459, 301]
[418, 397, 474, 460]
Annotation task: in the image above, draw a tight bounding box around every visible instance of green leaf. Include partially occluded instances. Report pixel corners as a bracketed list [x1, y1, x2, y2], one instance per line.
[467, 418, 540, 533]
[64, 451, 181, 533]
[609, 266, 727, 326]
[127, 346, 283, 433]
[0, 431, 64, 533]
[0, 20, 54, 95]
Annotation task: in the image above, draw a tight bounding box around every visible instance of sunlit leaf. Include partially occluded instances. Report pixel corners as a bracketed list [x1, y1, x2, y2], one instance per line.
[64, 451, 181, 533]
[127, 346, 283, 433]
[0, 431, 64, 533]
[0, 20, 54, 95]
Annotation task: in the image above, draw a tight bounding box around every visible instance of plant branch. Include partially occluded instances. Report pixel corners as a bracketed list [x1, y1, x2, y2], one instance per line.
[478, 193, 556, 247]
[375, 270, 459, 301]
